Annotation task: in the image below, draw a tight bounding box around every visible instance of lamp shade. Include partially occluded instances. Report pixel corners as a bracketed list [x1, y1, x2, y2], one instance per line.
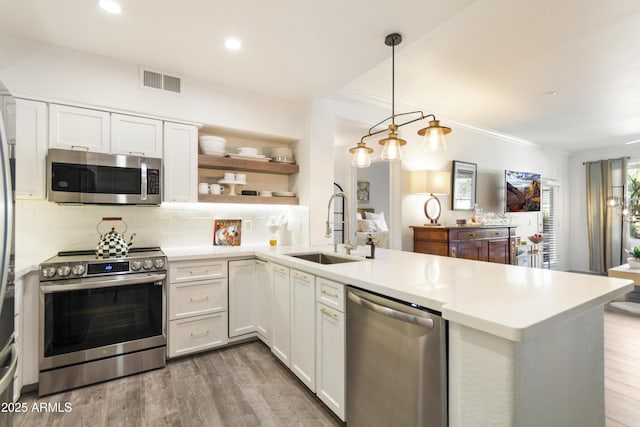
[409, 170, 450, 195]
[418, 120, 451, 151]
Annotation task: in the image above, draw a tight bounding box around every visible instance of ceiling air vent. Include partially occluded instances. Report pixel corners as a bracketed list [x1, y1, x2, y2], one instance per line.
[140, 68, 182, 94]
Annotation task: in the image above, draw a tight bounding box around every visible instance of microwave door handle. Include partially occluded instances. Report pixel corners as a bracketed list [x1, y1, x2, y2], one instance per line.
[141, 161, 148, 200]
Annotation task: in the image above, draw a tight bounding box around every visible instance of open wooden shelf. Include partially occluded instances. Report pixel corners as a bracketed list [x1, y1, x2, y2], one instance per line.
[198, 194, 299, 205]
[198, 155, 299, 175]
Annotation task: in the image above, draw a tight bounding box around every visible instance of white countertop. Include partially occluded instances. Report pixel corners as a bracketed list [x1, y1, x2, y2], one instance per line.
[163, 244, 633, 342]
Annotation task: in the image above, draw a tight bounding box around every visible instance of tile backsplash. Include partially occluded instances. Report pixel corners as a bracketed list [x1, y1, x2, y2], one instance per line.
[17, 200, 309, 264]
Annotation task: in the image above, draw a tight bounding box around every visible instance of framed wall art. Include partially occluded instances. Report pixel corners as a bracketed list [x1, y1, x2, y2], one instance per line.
[451, 161, 477, 210]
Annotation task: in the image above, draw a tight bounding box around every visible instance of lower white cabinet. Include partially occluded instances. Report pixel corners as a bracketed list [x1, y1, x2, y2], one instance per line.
[167, 259, 228, 358]
[168, 312, 227, 358]
[228, 259, 257, 338]
[290, 269, 316, 391]
[316, 302, 346, 420]
[255, 260, 272, 344]
[271, 263, 291, 367]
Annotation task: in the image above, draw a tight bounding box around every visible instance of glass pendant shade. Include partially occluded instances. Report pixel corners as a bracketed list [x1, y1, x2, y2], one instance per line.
[418, 120, 451, 152]
[380, 137, 403, 161]
[349, 142, 373, 168]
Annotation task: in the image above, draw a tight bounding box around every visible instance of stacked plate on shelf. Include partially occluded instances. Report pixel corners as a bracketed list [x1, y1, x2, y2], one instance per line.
[199, 135, 227, 156]
[270, 147, 295, 163]
[273, 191, 296, 198]
[228, 147, 271, 162]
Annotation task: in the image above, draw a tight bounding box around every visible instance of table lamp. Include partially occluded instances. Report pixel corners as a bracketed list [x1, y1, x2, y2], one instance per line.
[409, 170, 451, 225]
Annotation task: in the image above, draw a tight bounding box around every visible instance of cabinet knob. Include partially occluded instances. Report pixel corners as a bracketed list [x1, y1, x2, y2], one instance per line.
[451, 247, 457, 257]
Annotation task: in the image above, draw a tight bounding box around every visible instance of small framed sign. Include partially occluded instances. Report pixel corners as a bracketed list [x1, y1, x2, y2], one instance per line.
[213, 219, 242, 246]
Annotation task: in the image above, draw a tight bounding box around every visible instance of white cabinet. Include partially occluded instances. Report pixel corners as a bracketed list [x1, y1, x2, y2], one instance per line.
[315, 278, 346, 421]
[271, 263, 290, 367]
[255, 260, 272, 344]
[167, 259, 228, 358]
[110, 113, 163, 158]
[49, 104, 110, 153]
[290, 269, 316, 391]
[163, 122, 198, 202]
[228, 259, 257, 338]
[4, 98, 48, 199]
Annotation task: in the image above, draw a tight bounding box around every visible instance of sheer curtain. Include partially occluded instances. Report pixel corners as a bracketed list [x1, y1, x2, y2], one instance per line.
[585, 157, 628, 273]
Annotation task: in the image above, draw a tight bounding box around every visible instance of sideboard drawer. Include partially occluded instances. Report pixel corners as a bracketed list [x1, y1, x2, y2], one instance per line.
[457, 230, 487, 240]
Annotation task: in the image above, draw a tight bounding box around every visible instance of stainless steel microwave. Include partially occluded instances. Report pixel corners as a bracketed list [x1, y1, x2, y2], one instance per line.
[47, 148, 161, 205]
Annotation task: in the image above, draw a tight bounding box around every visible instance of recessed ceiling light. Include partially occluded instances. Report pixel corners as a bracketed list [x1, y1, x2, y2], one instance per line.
[99, 0, 122, 14]
[538, 90, 557, 97]
[225, 38, 242, 51]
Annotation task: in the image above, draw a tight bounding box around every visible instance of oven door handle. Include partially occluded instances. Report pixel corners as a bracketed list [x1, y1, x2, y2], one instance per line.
[40, 273, 166, 293]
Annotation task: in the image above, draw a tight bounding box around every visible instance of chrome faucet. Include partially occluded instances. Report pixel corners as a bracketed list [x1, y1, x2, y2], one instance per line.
[325, 191, 354, 255]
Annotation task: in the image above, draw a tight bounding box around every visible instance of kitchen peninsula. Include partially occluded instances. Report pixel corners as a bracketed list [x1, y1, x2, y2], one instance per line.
[163, 245, 633, 426]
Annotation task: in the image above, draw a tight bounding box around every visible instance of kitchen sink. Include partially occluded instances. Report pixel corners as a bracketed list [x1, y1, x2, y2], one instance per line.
[287, 252, 363, 265]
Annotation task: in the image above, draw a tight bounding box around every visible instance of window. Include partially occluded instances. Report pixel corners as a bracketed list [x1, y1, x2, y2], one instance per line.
[542, 182, 559, 269]
[627, 162, 640, 245]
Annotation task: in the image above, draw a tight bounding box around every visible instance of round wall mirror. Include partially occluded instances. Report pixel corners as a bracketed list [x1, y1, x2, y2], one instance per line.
[424, 196, 442, 225]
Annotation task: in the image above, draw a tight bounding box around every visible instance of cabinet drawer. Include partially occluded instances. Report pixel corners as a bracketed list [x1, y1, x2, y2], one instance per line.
[457, 230, 487, 240]
[486, 229, 509, 239]
[412, 228, 448, 241]
[169, 278, 227, 320]
[316, 277, 345, 312]
[170, 260, 227, 283]
[168, 312, 228, 358]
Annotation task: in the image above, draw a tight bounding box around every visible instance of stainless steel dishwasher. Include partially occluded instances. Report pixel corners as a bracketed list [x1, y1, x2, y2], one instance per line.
[346, 287, 447, 427]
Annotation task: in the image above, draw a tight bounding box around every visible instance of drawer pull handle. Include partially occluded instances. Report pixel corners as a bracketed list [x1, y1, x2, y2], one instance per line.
[320, 308, 337, 320]
[321, 289, 338, 298]
[129, 151, 145, 156]
[191, 330, 209, 338]
[294, 272, 308, 280]
[71, 145, 90, 151]
[189, 269, 210, 276]
[190, 296, 209, 303]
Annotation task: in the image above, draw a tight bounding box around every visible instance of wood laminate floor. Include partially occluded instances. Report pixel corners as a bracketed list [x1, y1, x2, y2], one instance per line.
[605, 308, 640, 427]
[14, 309, 640, 426]
[14, 341, 343, 427]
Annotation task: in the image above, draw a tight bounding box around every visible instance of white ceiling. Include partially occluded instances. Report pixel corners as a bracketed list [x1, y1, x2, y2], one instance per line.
[1, 0, 640, 152]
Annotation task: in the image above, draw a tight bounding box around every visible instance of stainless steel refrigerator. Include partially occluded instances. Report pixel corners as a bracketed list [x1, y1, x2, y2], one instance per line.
[0, 80, 17, 427]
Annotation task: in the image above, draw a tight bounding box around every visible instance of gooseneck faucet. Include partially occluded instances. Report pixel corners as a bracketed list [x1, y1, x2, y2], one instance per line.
[325, 191, 354, 255]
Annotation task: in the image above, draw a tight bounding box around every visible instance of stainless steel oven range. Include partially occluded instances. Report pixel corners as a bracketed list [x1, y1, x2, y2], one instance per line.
[38, 247, 167, 396]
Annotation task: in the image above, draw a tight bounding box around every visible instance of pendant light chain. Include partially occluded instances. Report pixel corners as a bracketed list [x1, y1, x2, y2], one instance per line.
[391, 41, 395, 125]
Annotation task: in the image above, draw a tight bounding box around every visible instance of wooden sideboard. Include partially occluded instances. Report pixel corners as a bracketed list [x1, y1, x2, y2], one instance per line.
[410, 225, 517, 265]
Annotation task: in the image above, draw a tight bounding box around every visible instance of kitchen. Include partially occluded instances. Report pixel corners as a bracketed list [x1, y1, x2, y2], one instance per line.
[1, 0, 640, 426]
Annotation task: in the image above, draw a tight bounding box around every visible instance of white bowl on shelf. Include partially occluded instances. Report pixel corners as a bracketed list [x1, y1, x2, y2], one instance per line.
[237, 146, 258, 156]
[199, 136, 226, 153]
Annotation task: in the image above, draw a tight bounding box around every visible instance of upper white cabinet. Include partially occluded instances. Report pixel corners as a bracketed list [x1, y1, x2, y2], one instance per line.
[4, 98, 48, 199]
[163, 122, 198, 202]
[49, 104, 110, 153]
[110, 113, 163, 158]
[228, 259, 257, 338]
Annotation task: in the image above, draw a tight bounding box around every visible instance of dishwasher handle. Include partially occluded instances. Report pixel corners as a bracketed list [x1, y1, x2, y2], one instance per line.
[348, 291, 434, 329]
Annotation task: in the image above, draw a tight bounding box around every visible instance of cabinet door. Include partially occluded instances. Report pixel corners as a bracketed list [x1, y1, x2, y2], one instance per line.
[455, 240, 487, 261]
[316, 303, 345, 421]
[488, 239, 510, 264]
[163, 122, 197, 202]
[6, 99, 48, 199]
[49, 104, 110, 153]
[228, 259, 256, 338]
[255, 260, 272, 345]
[110, 113, 163, 158]
[290, 269, 316, 391]
[271, 264, 290, 367]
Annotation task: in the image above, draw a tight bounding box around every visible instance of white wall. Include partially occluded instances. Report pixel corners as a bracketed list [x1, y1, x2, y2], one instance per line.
[568, 145, 640, 273]
[0, 33, 303, 140]
[329, 94, 571, 269]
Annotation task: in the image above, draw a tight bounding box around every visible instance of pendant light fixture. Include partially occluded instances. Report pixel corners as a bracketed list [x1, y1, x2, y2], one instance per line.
[348, 33, 452, 168]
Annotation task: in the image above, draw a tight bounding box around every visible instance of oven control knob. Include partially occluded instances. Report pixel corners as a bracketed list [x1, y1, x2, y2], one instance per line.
[143, 259, 154, 270]
[131, 260, 143, 271]
[57, 265, 71, 277]
[71, 264, 86, 276]
[153, 258, 165, 270]
[42, 266, 56, 278]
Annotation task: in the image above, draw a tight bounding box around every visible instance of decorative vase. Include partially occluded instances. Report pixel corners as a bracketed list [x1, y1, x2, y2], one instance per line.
[628, 257, 640, 269]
